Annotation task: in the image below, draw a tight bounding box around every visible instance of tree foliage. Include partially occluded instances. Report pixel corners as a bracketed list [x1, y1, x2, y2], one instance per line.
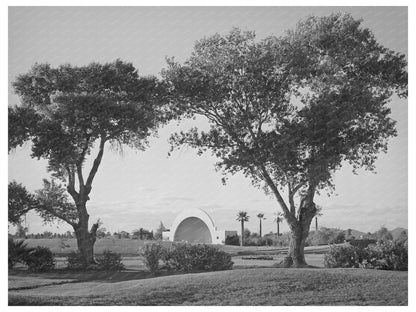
[35, 179, 79, 226]
[237, 211, 249, 223]
[164, 17, 406, 200]
[10, 60, 164, 176]
[163, 14, 407, 266]
[8, 181, 38, 225]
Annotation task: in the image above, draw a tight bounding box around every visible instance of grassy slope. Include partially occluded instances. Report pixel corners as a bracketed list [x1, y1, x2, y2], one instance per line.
[9, 268, 407, 306]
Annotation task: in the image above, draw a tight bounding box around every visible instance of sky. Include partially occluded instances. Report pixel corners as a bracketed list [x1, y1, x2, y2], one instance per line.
[8, 6, 408, 235]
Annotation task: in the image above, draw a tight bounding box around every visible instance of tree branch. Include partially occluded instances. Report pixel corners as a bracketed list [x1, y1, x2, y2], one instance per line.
[65, 166, 79, 201]
[76, 164, 85, 191]
[85, 137, 106, 193]
[38, 204, 77, 227]
[259, 164, 296, 224]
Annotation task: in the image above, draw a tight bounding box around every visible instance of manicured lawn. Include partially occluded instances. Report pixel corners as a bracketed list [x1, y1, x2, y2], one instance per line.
[22, 238, 330, 256]
[9, 268, 407, 305]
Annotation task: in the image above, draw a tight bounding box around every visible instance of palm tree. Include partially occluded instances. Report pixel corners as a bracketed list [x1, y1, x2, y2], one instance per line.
[237, 211, 249, 246]
[315, 206, 323, 232]
[257, 213, 266, 237]
[273, 212, 283, 236]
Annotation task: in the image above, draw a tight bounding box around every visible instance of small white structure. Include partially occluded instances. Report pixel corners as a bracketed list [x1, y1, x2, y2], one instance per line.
[163, 208, 236, 245]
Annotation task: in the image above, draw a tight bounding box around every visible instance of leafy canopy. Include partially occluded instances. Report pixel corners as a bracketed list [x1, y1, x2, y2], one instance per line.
[8, 181, 38, 225]
[237, 211, 250, 222]
[9, 60, 166, 225]
[163, 14, 407, 200]
[10, 60, 164, 178]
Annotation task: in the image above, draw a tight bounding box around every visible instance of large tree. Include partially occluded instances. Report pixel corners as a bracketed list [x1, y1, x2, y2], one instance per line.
[9, 60, 166, 265]
[163, 14, 407, 267]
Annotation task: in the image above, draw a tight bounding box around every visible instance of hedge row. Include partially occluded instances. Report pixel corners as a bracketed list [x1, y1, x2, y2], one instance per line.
[324, 240, 407, 271]
[140, 243, 234, 273]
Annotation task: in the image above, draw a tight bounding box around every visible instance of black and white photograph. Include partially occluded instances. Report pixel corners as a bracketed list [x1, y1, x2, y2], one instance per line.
[6, 3, 410, 306]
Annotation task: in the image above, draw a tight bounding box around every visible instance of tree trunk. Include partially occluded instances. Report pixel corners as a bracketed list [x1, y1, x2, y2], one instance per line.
[73, 201, 98, 266]
[74, 226, 96, 265]
[286, 224, 309, 267]
[240, 220, 244, 246]
[284, 199, 317, 267]
[277, 221, 280, 236]
[315, 216, 318, 232]
[259, 219, 262, 238]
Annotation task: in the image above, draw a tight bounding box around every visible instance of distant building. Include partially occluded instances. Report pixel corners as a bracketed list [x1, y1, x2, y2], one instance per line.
[163, 208, 236, 245]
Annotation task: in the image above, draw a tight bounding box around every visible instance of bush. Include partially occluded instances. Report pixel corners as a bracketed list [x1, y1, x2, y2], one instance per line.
[66, 251, 88, 270]
[96, 250, 125, 271]
[8, 238, 33, 269]
[323, 244, 365, 268]
[140, 243, 164, 272]
[162, 244, 233, 272]
[225, 235, 240, 246]
[324, 240, 408, 271]
[364, 240, 408, 271]
[25, 247, 55, 272]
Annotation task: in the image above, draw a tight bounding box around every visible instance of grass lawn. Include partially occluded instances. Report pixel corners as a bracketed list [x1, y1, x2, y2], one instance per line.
[22, 238, 331, 256]
[9, 268, 407, 305]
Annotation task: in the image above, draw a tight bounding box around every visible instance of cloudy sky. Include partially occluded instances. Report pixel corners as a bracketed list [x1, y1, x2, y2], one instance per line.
[8, 6, 407, 235]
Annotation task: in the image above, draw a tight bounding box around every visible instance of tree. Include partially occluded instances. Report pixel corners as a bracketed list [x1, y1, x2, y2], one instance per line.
[8, 181, 38, 225]
[15, 223, 28, 238]
[273, 212, 283, 236]
[314, 206, 323, 232]
[132, 228, 153, 240]
[374, 226, 393, 242]
[96, 227, 107, 239]
[257, 213, 266, 237]
[9, 60, 166, 265]
[236, 211, 249, 246]
[154, 221, 167, 240]
[163, 15, 407, 267]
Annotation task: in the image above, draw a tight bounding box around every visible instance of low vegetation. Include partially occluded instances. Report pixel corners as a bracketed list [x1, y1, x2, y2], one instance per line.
[9, 238, 55, 272]
[324, 239, 408, 271]
[95, 250, 125, 271]
[25, 247, 56, 272]
[8, 239, 33, 269]
[140, 243, 233, 273]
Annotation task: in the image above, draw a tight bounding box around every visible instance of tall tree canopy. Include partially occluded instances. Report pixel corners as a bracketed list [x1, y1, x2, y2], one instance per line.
[163, 14, 407, 267]
[9, 60, 167, 264]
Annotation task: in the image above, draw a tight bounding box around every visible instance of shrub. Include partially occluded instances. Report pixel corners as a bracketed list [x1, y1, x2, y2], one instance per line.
[96, 250, 125, 271]
[323, 244, 365, 268]
[66, 251, 88, 270]
[225, 235, 240, 246]
[25, 247, 55, 272]
[364, 240, 408, 271]
[8, 238, 33, 269]
[140, 243, 164, 272]
[162, 244, 233, 272]
[324, 240, 408, 271]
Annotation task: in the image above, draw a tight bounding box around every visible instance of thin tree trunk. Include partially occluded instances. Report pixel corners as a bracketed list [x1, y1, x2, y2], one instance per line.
[259, 219, 262, 238]
[315, 217, 318, 232]
[241, 220, 244, 247]
[277, 221, 280, 236]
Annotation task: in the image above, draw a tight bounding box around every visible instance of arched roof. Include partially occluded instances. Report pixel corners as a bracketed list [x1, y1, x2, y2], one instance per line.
[170, 208, 218, 243]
